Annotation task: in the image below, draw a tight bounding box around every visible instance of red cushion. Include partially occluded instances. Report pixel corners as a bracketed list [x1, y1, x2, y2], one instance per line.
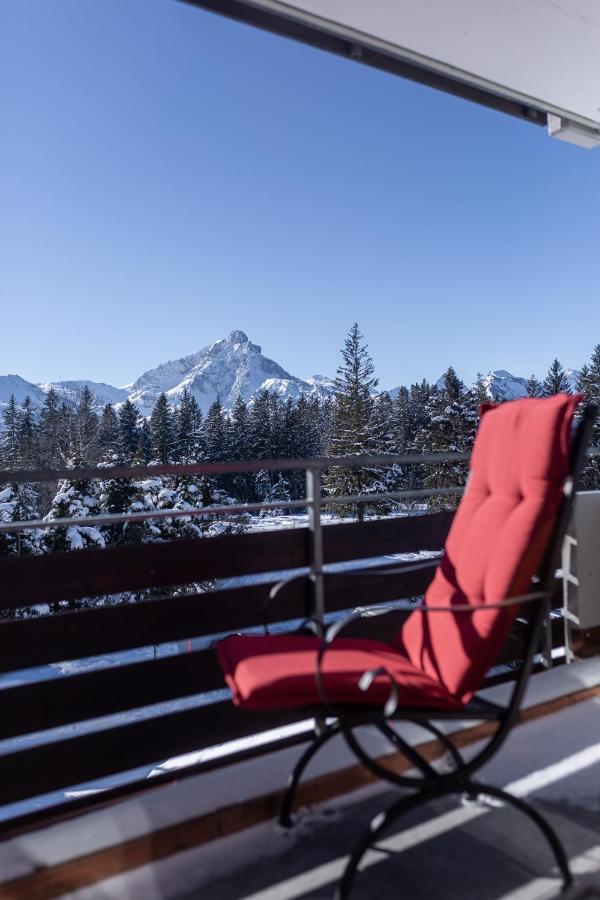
[217, 634, 463, 711]
[399, 393, 578, 701]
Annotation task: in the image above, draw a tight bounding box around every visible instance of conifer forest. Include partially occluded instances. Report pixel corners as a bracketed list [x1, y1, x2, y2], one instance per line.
[1, 327, 599, 601]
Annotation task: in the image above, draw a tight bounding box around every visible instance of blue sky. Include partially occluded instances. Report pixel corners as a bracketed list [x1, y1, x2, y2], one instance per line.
[2, 0, 599, 391]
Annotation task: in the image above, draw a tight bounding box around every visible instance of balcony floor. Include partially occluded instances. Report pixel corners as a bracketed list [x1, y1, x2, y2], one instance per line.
[69, 696, 600, 900]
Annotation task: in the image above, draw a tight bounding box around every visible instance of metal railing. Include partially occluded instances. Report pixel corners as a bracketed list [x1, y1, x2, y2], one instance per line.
[0, 449, 587, 835]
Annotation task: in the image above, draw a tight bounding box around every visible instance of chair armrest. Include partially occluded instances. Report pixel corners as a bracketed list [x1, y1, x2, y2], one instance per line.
[314, 589, 549, 717]
[262, 556, 442, 634]
[411, 590, 547, 613]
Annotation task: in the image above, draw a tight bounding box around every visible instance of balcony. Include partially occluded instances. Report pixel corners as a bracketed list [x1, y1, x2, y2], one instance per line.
[0, 453, 599, 898]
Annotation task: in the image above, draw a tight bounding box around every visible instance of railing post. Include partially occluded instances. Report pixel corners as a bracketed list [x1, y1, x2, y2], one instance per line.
[306, 465, 325, 626]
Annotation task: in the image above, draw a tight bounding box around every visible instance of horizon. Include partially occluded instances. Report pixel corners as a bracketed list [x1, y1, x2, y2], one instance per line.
[0, 325, 587, 399]
[2, 1, 599, 389]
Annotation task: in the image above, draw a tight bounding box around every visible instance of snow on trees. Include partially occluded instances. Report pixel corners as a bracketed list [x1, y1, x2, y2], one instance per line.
[44, 456, 106, 553]
[0, 483, 42, 556]
[419, 367, 477, 508]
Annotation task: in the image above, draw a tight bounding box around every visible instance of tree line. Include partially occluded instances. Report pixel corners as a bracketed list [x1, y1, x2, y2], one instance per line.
[1, 326, 599, 559]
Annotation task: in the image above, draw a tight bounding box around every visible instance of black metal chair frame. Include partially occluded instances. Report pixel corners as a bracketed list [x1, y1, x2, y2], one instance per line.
[261, 405, 597, 899]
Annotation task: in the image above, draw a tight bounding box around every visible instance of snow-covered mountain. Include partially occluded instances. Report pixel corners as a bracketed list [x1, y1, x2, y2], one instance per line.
[481, 368, 580, 401]
[0, 376, 47, 414]
[0, 377, 128, 420]
[127, 331, 335, 416]
[1, 334, 582, 422]
[481, 370, 528, 401]
[40, 381, 129, 409]
[390, 367, 581, 403]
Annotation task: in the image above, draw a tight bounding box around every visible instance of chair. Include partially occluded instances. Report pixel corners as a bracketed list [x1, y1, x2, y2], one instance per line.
[217, 394, 596, 898]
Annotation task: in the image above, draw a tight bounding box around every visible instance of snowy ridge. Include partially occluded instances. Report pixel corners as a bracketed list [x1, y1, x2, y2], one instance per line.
[481, 370, 528, 401]
[40, 381, 129, 409]
[391, 367, 581, 403]
[0, 375, 46, 411]
[0, 334, 583, 421]
[128, 331, 335, 415]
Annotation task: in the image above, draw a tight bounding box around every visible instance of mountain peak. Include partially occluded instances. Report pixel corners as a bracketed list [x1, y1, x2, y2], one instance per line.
[227, 330, 249, 345]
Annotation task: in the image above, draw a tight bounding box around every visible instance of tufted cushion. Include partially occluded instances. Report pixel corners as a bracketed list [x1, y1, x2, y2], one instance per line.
[399, 393, 579, 702]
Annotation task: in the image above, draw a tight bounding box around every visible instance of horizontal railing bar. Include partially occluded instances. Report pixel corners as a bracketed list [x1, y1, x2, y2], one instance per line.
[323, 487, 463, 506]
[0, 718, 316, 840]
[0, 488, 463, 534]
[0, 702, 305, 808]
[2, 447, 596, 488]
[0, 452, 471, 485]
[0, 499, 309, 534]
[0, 647, 225, 741]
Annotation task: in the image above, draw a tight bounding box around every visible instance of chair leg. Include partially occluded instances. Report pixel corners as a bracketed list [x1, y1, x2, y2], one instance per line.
[279, 721, 341, 828]
[335, 786, 443, 900]
[335, 780, 573, 899]
[466, 781, 573, 891]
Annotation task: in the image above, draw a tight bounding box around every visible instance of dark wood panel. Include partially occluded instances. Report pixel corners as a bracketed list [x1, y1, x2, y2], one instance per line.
[0, 527, 309, 609]
[323, 512, 453, 563]
[0, 567, 434, 673]
[0, 512, 451, 611]
[0, 649, 226, 741]
[0, 702, 304, 807]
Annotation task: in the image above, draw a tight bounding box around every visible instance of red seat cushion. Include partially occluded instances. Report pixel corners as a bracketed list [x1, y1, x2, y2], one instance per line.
[399, 393, 578, 702]
[217, 634, 464, 711]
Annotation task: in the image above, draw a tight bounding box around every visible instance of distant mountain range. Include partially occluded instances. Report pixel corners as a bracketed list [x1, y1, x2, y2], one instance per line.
[0, 330, 581, 419]
[0, 331, 336, 418]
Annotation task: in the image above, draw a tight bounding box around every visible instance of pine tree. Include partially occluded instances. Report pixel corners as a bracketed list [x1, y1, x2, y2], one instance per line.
[543, 358, 570, 396]
[18, 397, 38, 468]
[44, 455, 105, 555]
[472, 373, 489, 406]
[0, 483, 42, 556]
[38, 387, 68, 469]
[118, 400, 141, 459]
[229, 396, 252, 501]
[203, 398, 228, 496]
[419, 367, 474, 509]
[369, 391, 397, 500]
[259, 474, 291, 517]
[98, 449, 139, 546]
[137, 419, 154, 462]
[149, 393, 175, 464]
[172, 467, 205, 540]
[578, 345, 600, 489]
[175, 388, 202, 461]
[0, 396, 21, 469]
[526, 374, 543, 398]
[73, 387, 99, 461]
[97, 404, 120, 454]
[324, 324, 379, 521]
